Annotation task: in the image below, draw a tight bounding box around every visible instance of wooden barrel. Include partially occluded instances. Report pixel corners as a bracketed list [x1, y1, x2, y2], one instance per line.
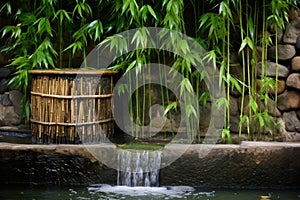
[30, 69, 118, 144]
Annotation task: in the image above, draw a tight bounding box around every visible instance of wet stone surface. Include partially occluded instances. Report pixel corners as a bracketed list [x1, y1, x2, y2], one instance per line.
[0, 142, 299, 188]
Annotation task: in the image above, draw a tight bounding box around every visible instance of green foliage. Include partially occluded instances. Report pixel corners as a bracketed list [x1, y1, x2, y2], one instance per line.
[0, 0, 297, 143]
[198, 0, 295, 142]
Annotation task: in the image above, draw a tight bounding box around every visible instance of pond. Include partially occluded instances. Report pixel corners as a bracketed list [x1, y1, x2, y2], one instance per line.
[1, 132, 300, 199]
[0, 131, 31, 144]
[0, 184, 299, 200]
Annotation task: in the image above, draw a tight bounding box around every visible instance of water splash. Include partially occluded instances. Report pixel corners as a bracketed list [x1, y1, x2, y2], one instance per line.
[117, 149, 162, 187]
[88, 184, 197, 199]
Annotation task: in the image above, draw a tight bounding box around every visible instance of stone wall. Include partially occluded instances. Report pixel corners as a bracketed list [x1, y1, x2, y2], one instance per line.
[0, 66, 25, 130]
[274, 11, 300, 141]
[218, 9, 300, 142]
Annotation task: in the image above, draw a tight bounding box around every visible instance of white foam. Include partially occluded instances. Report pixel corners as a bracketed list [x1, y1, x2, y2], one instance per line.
[88, 184, 210, 198]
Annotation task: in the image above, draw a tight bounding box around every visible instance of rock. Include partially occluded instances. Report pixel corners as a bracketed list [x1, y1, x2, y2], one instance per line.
[0, 53, 9, 65]
[0, 104, 21, 126]
[283, 131, 300, 141]
[0, 79, 9, 94]
[286, 73, 300, 90]
[283, 111, 300, 132]
[269, 25, 283, 43]
[256, 46, 263, 62]
[296, 109, 300, 120]
[229, 96, 239, 116]
[256, 61, 289, 78]
[291, 56, 300, 71]
[289, 7, 299, 20]
[199, 102, 211, 133]
[267, 44, 296, 60]
[230, 115, 240, 133]
[283, 18, 300, 44]
[9, 90, 23, 115]
[0, 67, 12, 78]
[230, 51, 240, 64]
[296, 36, 300, 52]
[256, 79, 285, 94]
[277, 90, 300, 111]
[276, 27, 283, 43]
[229, 114, 249, 133]
[266, 98, 281, 117]
[0, 93, 12, 106]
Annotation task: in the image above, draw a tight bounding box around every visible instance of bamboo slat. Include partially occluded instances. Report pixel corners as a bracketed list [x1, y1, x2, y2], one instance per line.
[30, 69, 116, 144]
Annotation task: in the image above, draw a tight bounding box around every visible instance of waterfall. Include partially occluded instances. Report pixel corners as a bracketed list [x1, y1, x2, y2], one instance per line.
[117, 149, 162, 187]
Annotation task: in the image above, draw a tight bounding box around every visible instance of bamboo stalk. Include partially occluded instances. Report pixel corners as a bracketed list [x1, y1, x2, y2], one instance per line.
[70, 78, 75, 143]
[55, 76, 59, 142]
[88, 80, 92, 142]
[79, 77, 84, 142]
[61, 77, 65, 140]
[44, 76, 49, 140]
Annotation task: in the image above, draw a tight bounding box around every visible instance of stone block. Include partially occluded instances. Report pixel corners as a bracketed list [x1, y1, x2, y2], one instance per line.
[289, 7, 299, 20]
[283, 111, 300, 132]
[9, 90, 23, 115]
[256, 61, 289, 78]
[0, 67, 12, 78]
[0, 79, 9, 94]
[256, 79, 285, 94]
[283, 17, 300, 44]
[277, 90, 300, 111]
[286, 73, 300, 90]
[267, 44, 296, 60]
[296, 109, 300, 120]
[291, 56, 300, 71]
[0, 104, 21, 126]
[0, 93, 12, 106]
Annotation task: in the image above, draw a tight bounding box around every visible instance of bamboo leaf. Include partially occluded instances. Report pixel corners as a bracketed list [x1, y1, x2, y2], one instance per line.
[0, 2, 11, 15]
[257, 113, 264, 128]
[116, 84, 128, 95]
[140, 5, 148, 22]
[121, 0, 131, 15]
[199, 92, 211, 109]
[37, 17, 52, 37]
[221, 128, 232, 143]
[125, 60, 136, 74]
[239, 115, 249, 131]
[230, 76, 242, 93]
[164, 102, 178, 116]
[216, 97, 229, 110]
[147, 5, 157, 20]
[186, 104, 197, 118]
[249, 96, 258, 113]
[248, 17, 254, 39]
[179, 78, 194, 96]
[239, 36, 254, 53]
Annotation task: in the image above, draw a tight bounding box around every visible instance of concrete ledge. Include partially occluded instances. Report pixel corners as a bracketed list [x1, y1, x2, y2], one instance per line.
[161, 142, 300, 188]
[0, 142, 299, 188]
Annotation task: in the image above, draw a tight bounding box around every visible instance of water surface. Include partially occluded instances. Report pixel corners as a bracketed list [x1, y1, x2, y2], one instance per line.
[0, 184, 299, 200]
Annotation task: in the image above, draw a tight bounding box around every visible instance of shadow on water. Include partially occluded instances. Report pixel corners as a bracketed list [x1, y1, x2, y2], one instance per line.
[0, 131, 32, 144]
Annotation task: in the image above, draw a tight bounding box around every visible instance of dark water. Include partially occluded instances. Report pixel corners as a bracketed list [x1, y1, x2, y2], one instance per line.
[0, 131, 31, 144]
[0, 184, 299, 200]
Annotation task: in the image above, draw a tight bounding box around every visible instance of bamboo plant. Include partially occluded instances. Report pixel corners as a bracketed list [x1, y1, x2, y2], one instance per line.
[0, 0, 297, 143]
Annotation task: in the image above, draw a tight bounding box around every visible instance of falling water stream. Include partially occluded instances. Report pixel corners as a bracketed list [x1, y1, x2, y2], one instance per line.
[117, 149, 162, 187]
